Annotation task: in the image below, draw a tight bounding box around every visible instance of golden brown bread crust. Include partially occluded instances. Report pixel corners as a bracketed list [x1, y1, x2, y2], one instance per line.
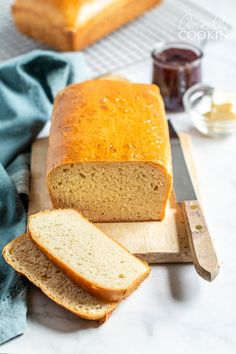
[2, 234, 118, 322]
[47, 80, 171, 169]
[46, 80, 172, 221]
[28, 209, 151, 302]
[12, 0, 162, 51]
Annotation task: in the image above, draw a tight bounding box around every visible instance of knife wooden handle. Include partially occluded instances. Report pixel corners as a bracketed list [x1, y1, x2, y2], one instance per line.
[182, 200, 219, 282]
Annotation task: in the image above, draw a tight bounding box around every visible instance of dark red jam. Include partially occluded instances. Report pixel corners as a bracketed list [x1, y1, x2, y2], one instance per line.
[152, 43, 203, 112]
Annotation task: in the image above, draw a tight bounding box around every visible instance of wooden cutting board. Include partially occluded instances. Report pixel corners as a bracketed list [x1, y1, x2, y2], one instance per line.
[28, 134, 199, 264]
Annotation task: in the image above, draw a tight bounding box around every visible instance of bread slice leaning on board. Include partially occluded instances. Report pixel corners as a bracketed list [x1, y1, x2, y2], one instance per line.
[28, 209, 151, 302]
[3, 234, 118, 322]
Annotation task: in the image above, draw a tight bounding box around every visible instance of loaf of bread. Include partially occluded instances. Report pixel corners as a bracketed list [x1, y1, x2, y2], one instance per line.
[47, 80, 172, 222]
[12, 0, 162, 51]
[28, 209, 150, 302]
[3, 234, 118, 322]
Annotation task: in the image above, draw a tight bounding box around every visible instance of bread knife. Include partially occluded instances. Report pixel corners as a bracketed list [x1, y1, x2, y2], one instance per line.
[168, 120, 219, 281]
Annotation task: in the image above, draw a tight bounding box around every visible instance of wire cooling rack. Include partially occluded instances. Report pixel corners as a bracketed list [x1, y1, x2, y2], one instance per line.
[0, 0, 232, 75]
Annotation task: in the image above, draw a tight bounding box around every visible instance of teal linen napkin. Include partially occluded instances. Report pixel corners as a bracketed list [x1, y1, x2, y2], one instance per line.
[0, 50, 91, 344]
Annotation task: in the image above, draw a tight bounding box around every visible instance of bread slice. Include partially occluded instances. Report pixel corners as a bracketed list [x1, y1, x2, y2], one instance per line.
[28, 209, 150, 302]
[3, 234, 118, 322]
[46, 80, 172, 223]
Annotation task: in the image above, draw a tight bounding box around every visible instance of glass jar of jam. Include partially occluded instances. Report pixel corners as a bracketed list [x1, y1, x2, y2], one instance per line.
[152, 41, 203, 112]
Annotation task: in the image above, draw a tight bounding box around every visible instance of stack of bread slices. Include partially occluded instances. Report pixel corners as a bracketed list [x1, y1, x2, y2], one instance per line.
[3, 209, 150, 322]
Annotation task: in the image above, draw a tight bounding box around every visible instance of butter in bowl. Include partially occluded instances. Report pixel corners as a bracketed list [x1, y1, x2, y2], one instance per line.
[183, 83, 236, 137]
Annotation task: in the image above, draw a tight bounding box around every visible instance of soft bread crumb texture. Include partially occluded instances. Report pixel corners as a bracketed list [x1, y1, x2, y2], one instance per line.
[3, 235, 117, 320]
[29, 209, 150, 300]
[48, 162, 167, 222]
[47, 80, 172, 222]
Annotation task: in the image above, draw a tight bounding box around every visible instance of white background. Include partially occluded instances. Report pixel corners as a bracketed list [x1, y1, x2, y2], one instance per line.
[2, 0, 236, 353]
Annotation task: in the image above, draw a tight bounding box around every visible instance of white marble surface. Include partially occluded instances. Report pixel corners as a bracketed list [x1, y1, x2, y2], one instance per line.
[2, 1, 236, 353]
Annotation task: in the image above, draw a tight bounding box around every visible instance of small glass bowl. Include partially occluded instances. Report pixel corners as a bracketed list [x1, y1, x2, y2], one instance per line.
[183, 83, 236, 137]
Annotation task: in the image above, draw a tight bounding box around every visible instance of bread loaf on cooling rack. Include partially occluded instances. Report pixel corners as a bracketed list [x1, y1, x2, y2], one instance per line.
[12, 0, 162, 51]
